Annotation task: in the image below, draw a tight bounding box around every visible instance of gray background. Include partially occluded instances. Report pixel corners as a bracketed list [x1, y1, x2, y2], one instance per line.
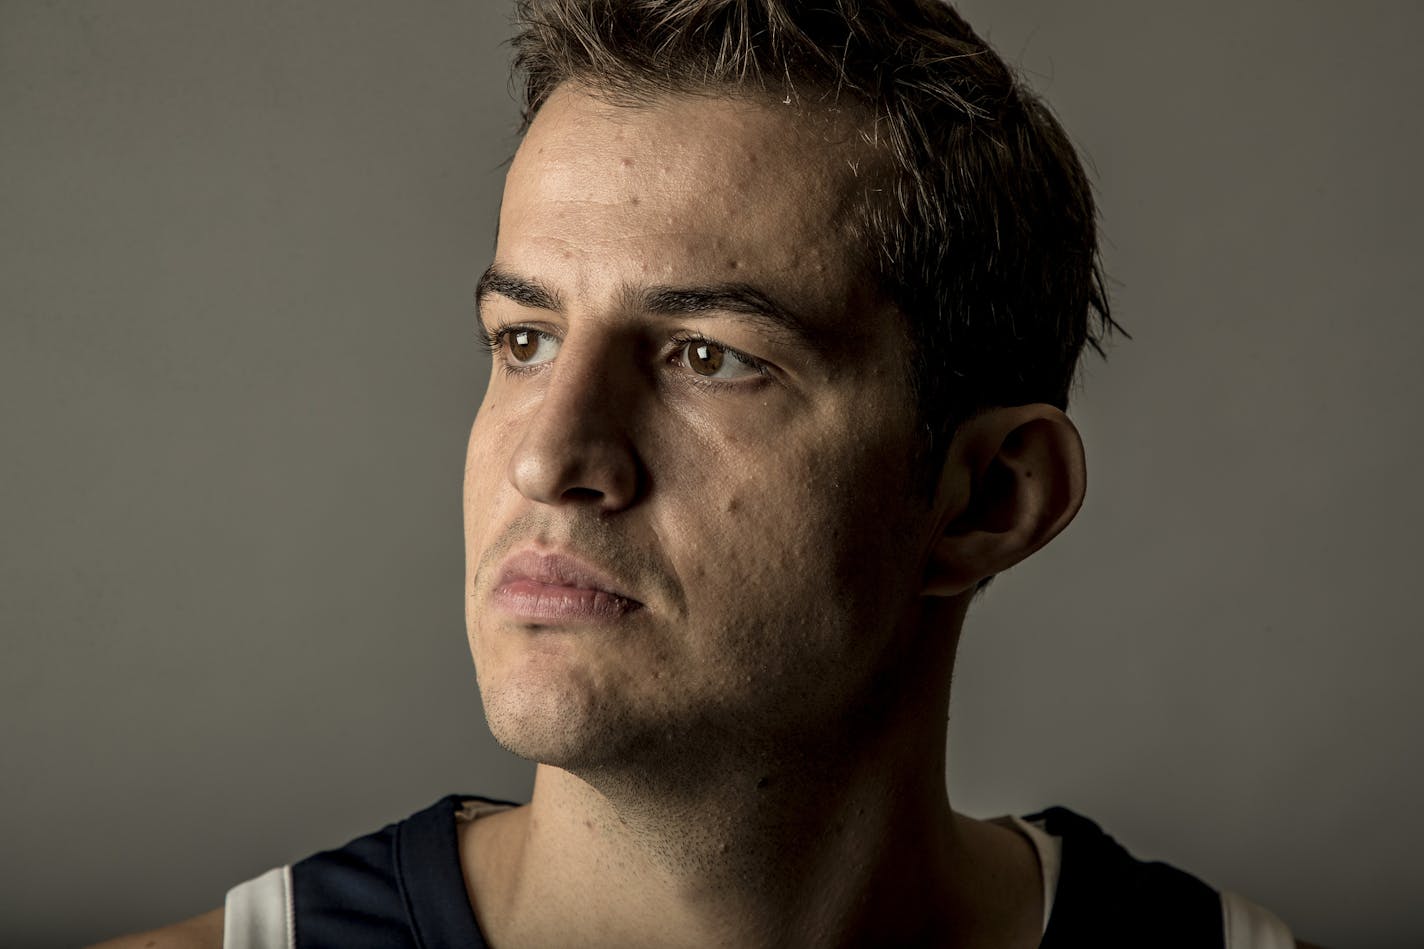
[3, 2, 1419, 946]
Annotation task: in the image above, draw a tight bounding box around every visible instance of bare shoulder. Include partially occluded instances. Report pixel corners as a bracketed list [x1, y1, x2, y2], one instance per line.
[85, 907, 224, 949]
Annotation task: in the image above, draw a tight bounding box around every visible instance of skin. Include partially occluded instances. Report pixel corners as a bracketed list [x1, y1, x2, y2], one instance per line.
[89, 82, 1328, 949]
[459, 84, 1074, 949]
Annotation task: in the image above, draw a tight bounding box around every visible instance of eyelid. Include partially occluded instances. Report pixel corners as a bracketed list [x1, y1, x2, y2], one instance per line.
[479, 318, 561, 341]
[478, 322, 560, 348]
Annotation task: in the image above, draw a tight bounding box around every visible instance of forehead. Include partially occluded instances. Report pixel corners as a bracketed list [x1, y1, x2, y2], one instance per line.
[498, 84, 885, 320]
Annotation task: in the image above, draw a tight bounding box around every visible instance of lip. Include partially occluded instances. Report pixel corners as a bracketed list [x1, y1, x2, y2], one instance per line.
[490, 548, 643, 623]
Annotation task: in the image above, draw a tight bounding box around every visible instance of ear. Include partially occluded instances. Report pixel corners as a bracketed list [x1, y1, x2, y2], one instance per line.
[921, 404, 1087, 597]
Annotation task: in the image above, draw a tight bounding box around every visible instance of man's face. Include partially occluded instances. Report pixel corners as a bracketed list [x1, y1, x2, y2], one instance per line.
[464, 85, 939, 774]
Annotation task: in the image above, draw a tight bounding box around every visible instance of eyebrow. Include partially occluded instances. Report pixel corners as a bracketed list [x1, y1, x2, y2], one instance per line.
[475, 264, 820, 347]
[476, 265, 561, 313]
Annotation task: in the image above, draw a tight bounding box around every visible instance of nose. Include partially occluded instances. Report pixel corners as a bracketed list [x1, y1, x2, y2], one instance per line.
[506, 339, 644, 511]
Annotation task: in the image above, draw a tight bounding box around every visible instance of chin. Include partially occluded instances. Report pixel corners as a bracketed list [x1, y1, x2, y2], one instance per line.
[478, 670, 651, 771]
[471, 620, 669, 768]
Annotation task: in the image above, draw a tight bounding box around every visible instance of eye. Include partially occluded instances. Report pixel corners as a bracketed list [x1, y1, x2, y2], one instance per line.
[677, 337, 763, 381]
[500, 327, 560, 366]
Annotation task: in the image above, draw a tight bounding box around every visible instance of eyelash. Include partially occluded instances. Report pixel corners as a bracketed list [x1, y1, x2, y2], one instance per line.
[474, 326, 517, 361]
[477, 325, 769, 386]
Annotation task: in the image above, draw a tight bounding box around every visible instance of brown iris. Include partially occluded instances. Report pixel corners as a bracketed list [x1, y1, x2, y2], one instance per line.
[510, 330, 539, 362]
[688, 340, 725, 376]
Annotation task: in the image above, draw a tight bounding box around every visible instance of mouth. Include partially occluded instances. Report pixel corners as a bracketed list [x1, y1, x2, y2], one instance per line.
[490, 549, 644, 623]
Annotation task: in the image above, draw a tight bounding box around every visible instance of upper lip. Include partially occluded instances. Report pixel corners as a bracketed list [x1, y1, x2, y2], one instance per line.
[495, 548, 642, 605]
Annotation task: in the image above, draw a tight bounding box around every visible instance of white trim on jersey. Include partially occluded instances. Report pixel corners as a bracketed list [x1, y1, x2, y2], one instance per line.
[223, 864, 293, 949]
[1222, 889, 1296, 949]
[1009, 813, 1064, 935]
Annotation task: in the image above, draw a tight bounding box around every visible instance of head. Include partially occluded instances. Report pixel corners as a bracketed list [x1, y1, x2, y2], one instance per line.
[462, 0, 1118, 784]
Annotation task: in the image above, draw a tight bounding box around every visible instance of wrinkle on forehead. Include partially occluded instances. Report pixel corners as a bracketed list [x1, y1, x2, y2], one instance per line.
[501, 84, 886, 308]
[526, 81, 878, 174]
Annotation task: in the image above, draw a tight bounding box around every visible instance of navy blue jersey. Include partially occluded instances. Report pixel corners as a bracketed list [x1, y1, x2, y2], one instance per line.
[288, 794, 504, 947]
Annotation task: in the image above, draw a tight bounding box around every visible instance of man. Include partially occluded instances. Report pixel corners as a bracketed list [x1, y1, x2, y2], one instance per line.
[96, 1, 1321, 946]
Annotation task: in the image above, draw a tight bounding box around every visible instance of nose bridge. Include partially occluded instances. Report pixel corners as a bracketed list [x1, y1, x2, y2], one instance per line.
[548, 329, 620, 409]
[506, 328, 642, 509]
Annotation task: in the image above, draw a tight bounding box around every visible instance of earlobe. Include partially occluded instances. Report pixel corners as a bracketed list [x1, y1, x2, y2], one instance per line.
[920, 404, 1087, 597]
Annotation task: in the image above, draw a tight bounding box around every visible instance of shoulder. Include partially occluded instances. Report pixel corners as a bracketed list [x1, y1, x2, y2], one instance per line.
[1025, 806, 1306, 949]
[84, 907, 223, 949]
[285, 793, 514, 948]
[1028, 806, 1221, 911]
[83, 794, 509, 949]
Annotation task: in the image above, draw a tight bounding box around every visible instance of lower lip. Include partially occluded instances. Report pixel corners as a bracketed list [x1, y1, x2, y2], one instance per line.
[491, 579, 641, 623]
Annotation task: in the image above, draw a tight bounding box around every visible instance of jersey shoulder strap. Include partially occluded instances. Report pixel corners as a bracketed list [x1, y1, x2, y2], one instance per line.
[287, 793, 499, 948]
[1027, 806, 1224, 949]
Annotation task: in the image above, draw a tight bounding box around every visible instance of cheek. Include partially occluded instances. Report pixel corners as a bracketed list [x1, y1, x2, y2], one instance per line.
[463, 411, 492, 525]
[462, 394, 523, 550]
[654, 452, 918, 727]
[659, 420, 915, 645]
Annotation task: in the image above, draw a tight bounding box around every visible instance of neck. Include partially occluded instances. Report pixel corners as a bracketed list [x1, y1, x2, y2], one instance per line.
[465, 600, 1039, 948]
[478, 714, 1027, 941]
[522, 747, 964, 948]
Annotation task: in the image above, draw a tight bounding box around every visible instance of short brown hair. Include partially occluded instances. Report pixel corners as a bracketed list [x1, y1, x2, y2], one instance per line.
[509, 0, 1125, 589]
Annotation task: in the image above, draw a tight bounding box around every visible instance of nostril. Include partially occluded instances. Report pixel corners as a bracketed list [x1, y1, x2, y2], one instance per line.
[561, 486, 605, 503]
